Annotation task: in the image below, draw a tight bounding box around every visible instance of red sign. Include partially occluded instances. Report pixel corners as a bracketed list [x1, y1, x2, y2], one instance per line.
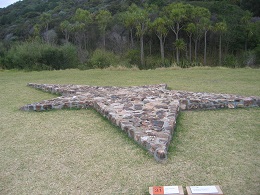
[153, 186, 164, 194]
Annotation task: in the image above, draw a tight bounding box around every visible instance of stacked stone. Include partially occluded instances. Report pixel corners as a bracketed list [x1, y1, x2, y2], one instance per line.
[21, 83, 260, 161]
[172, 90, 260, 110]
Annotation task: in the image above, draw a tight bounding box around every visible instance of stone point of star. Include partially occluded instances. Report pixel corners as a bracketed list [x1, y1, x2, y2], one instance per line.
[20, 83, 260, 161]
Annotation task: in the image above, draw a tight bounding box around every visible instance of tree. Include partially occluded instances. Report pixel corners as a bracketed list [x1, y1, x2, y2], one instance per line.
[43, 29, 58, 45]
[126, 4, 150, 67]
[184, 23, 196, 62]
[190, 6, 211, 62]
[200, 17, 212, 66]
[165, 3, 190, 64]
[173, 39, 186, 61]
[72, 8, 93, 50]
[120, 10, 136, 48]
[135, 7, 150, 67]
[151, 17, 168, 62]
[95, 10, 112, 49]
[214, 21, 228, 65]
[32, 24, 41, 41]
[208, 1, 248, 53]
[40, 12, 51, 32]
[241, 11, 253, 51]
[60, 20, 72, 42]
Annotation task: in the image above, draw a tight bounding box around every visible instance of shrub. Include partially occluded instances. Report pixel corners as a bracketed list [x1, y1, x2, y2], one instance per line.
[178, 60, 202, 68]
[89, 49, 119, 69]
[241, 50, 256, 68]
[61, 43, 79, 69]
[126, 49, 140, 66]
[3, 41, 79, 71]
[223, 54, 238, 68]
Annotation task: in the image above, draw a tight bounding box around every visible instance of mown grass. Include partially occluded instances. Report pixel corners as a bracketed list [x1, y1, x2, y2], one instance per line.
[0, 67, 259, 195]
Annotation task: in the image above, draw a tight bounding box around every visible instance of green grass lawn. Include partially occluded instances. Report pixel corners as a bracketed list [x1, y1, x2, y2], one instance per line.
[0, 68, 259, 195]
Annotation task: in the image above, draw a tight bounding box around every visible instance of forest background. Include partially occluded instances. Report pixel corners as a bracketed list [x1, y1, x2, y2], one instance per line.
[0, 0, 259, 71]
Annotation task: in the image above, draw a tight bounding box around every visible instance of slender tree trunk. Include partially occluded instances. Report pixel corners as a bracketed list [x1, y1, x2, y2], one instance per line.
[176, 48, 179, 64]
[176, 23, 180, 64]
[219, 34, 222, 66]
[176, 31, 179, 64]
[103, 32, 106, 49]
[65, 30, 69, 42]
[189, 35, 192, 62]
[140, 35, 144, 66]
[159, 35, 165, 62]
[172, 23, 181, 64]
[130, 28, 134, 48]
[185, 45, 188, 59]
[194, 39, 198, 61]
[204, 31, 207, 66]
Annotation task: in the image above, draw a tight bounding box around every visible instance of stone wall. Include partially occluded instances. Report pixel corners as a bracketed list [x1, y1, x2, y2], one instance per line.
[20, 83, 260, 161]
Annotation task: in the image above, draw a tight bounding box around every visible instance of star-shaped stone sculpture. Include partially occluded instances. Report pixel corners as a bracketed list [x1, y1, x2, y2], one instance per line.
[20, 83, 260, 161]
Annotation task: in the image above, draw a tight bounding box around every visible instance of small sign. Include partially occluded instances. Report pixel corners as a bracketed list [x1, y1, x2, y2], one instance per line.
[150, 186, 182, 195]
[153, 186, 164, 194]
[190, 186, 218, 193]
[186, 185, 223, 195]
[164, 186, 180, 194]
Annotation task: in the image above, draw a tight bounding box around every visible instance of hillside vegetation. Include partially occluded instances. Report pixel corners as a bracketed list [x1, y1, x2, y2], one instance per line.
[0, 0, 259, 70]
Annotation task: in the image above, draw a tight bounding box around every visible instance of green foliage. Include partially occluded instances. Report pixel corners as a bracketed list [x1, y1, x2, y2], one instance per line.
[223, 54, 239, 68]
[174, 39, 186, 51]
[88, 49, 119, 69]
[151, 17, 168, 37]
[144, 56, 161, 69]
[3, 42, 78, 71]
[126, 49, 140, 65]
[145, 56, 172, 69]
[95, 10, 112, 33]
[240, 50, 257, 67]
[178, 60, 202, 68]
[0, 0, 259, 70]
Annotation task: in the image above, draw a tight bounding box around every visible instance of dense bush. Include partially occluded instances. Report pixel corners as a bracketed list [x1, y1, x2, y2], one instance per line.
[241, 51, 256, 67]
[2, 42, 78, 71]
[88, 49, 120, 69]
[178, 60, 202, 68]
[144, 56, 163, 69]
[126, 49, 140, 66]
[223, 54, 239, 68]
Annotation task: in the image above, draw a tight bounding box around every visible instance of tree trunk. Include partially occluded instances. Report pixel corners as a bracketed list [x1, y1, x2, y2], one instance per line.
[219, 34, 222, 66]
[130, 28, 134, 48]
[176, 48, 179, 64]
[65, 30, 69, 42]
[140, 35, 144, 66]
[204, 31, 207, 66]
[189, 35, 192, 62]
[176, 26, 179, 64]
[159, 35, 165, 62]
[103, 32, 106, 49]
[194, 39, 198, 61]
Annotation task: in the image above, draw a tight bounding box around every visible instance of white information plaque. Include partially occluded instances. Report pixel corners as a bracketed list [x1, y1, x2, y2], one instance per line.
[190, 186, 219, 194]
[164, 186, 179, 194]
